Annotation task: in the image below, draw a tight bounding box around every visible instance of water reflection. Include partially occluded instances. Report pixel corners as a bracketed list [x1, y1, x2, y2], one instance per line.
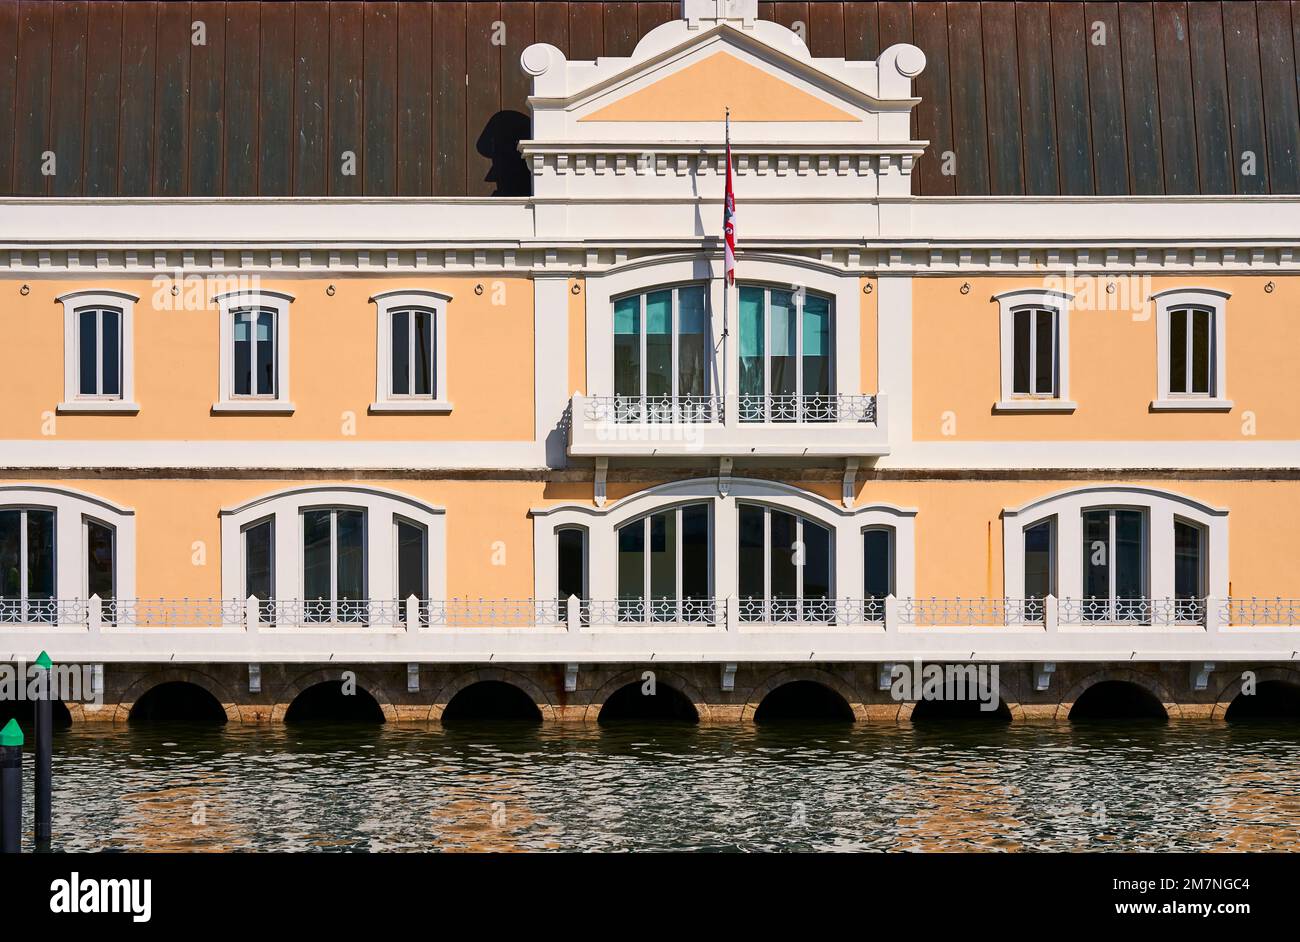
[18, 719, 1300, 852]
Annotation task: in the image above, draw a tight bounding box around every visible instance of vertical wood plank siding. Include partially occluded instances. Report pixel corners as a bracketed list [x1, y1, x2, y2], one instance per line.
[0, 1, 1296, 196]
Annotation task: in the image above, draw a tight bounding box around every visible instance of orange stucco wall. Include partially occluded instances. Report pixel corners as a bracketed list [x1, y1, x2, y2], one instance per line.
[913, 274, 1300, 440]
[0, 275, 536, 441]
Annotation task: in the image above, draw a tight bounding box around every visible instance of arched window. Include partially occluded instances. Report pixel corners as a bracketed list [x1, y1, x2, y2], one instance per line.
[615, 503, 711, 622]
[220, 486, 445, 623]
[371, 290, 452, 412]
[214, 290, 294, 412]
[738, 285, 833, 422]
[556, 526, 588, 604]
[1152, 288, 1231, 410]
[738, 503, 832, 621]
[58, 290, 139, 413]
[0, 487, 135, 622]
[612, 284, 711, 420]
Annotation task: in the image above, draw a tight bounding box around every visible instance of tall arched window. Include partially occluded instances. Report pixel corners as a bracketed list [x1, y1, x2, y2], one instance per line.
[738, 285, 833, 422]
[613, 284, 711, 420]
[615, 503, 711, 621]
[738, 503, 832, 621]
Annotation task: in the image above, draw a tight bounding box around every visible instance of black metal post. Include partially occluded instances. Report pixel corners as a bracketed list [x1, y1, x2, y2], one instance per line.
[35, 651, 52, 846]
[0, 717, 22, 854]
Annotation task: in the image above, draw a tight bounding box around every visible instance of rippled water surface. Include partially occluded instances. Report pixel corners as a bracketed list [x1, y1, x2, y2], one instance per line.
[15, 720, 1300, 852]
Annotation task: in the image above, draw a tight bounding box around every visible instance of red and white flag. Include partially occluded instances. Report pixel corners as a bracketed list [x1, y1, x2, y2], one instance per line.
[723, 110, 736, 285]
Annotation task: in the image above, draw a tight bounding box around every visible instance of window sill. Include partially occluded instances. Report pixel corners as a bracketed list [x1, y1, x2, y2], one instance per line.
[1149, 398, 1234, 412]
[368, 400, 454, 414]
[211, 401, 296, 415]
[56, 401, 141, 414]
[993, 399, 1078, 414]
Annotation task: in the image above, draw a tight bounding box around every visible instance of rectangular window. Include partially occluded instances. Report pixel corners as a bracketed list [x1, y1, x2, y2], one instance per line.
[77, 308, 123, 398]
[302, 508, 366, 621]
[0, 508, 56, 623]
[616, 504, 711, 621]
[233, 309, 277, 398]
[612, 286, 710, 418]
[390, 309, 435, 398]
[863, 527, 894, 601]
[738, 285, 835, 421]
[1082, 508, 1147, 622]
[85, 518, 116, 602]
[1012, 308, 1057, 396]
[738, 504, 833, 622]
[1174, 520, 1205, 600]
[556, 528, 587, 603]
[1168, 308, 1213, 395]
[243, 517, 275, 598]
[1023, 518, 1054, 622]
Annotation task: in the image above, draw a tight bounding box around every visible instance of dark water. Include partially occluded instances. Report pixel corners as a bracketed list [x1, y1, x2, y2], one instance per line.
[13, 720, 1300, 852]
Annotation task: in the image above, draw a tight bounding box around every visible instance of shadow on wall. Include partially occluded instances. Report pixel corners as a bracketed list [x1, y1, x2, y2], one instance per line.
[478, 111, 532, 197]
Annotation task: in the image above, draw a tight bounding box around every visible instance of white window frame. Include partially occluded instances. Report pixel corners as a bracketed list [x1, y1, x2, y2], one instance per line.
[299, 505, 369, 613]
[737, 501, 834, 619]
[220, 485, 445, 603]
[213, 289, 294, 413]
[370, 290, 452, 413]
[1173, 515, 1208, 600]
[1002, 485, 1228, 603]
[1080, 506, 1150, 618]
[994, 288, 1076, 412]
[555, 525, 589, 602]
[81, 514, 118, 600]
[736, 282, 836, 420]
[531, 477, 916, 606]
[1152, 288, 1231, 411]
[0, 486, 136, 603]
[58, 289, 139, 413]
[393, 514, 430, 601]
[611, 283, 713, 409]
[240, 515, 277, 600]
[615, 501, 714, 616]
[861, 524, 896, 599]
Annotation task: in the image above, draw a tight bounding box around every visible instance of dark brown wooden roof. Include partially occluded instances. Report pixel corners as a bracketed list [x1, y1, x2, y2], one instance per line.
[1, 1, 1297, 198]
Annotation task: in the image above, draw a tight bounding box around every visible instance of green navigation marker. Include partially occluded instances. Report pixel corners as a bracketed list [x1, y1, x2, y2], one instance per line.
[0, 718, 22, 747]
[34, 651, 51, 670]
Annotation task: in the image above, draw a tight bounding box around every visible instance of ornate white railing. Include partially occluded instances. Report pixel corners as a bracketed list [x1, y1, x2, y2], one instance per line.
[1057, 597, 1206, 627]
[738, 596, 885, 624]
[583, 394, 721, 424]
[738, 393, 877, 423]
[4, 596, 1296, 631]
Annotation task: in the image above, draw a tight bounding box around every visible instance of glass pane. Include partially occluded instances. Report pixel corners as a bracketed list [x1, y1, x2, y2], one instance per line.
[302, 510, 331, 601]
[1023, 520, 1053, 600]
[648, 509, 675, 605]
[101, 309, 121, 397]
[738, 286, 765, 400]
[677, 286, 706, 399]
[557, 528, 586, 602]
[244, 520, 274, 600]
[1170, 309, 1187, 393]
[0, 511, 18, 598]
[390, 310, 409, 395]
[335, 510, 365, 601]
[680, 504, 709, 601]
[79, 310, 98, 395]
[644, 290, 672, 398]
[770, 509, 797, 600]
[802, 294, 830, 397]
[1191, 309, 1210, 394]
[613, 296, 641, 398]
[26, 510, 55, 601]
[256, 311, 276, 396]
[1034, 309, 1054, 395]
[1012, 309, 1030, 394]
[86, 520, 116, 601]
[863, 528, 892, 599]
[414, 310, 434, 397]
[396, 519, 426, 601]
[1082, 510, 1110, 603]
[617, 520, 645, 600]
[802, 520, 831, 600]
[770, 290, 796, 399]
[738, 505, 764, 604]
[1115, 510, 1145, 600]
[233, 315, 251, 396]
[1174, 521, 1203, 599]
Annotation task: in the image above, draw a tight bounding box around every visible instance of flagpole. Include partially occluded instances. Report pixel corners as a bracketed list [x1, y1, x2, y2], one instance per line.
[721, 106, 732, 428]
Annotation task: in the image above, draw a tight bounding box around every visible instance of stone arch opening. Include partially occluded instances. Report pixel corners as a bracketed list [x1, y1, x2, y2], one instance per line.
[597, 680, 699, 723]
[284, 681, 385, 724]
[0, 698, 73, 737]
[1224, 680, 1300, 721]
[754, 681, 855, 723]
[1069, 681, 1169, 721]
[910, 696, 1012, 722]
[441, 681, 543, 723]
[128, 681, 228, 724]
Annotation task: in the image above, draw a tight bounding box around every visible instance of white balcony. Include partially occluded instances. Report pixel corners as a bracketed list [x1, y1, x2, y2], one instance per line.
[568, 392, 890, 459]
[3, 595, 1300, 665]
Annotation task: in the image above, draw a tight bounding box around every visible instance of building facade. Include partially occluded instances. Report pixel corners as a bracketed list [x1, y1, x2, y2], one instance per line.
[3, 0, 1300, 723]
